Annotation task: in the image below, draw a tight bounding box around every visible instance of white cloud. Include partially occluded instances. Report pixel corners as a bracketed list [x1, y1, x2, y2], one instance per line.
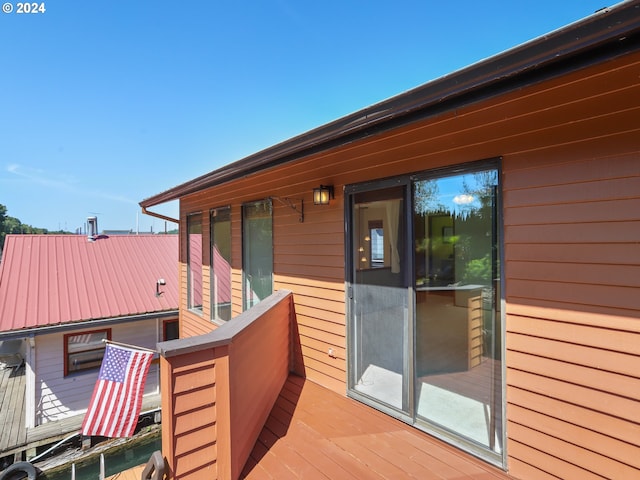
[453, 194, 475, 205]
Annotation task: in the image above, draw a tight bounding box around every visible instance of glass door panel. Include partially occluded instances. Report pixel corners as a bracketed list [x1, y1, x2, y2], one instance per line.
[414, 169, 502, 455]
[242, 199, 273, 311]
[349, 186, 410, 414]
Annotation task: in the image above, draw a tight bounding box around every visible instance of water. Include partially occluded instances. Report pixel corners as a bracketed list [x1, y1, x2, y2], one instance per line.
[38, 432, 160, 480]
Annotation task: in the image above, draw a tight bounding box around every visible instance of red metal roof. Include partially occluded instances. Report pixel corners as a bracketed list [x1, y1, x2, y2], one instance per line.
[0, 234, 179, 333]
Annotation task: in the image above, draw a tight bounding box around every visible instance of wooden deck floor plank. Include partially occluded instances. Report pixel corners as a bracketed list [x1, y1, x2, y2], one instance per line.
[246, 376, 511, 480]
[276, 419, 385, 480]
[390, 429, 510, 479]
[0, 365, 26, 453]
[241, 458, 274, 480]
[250, 449, 304, 480]
[7, 369, 26, 446]
[331, 433, 428, 479]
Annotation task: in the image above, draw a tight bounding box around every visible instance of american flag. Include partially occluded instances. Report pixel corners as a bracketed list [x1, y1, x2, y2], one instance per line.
[81, 343, 154, 438]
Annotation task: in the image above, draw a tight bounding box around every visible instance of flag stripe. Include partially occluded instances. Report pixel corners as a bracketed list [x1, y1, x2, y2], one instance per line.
[81, 344, 154, 438]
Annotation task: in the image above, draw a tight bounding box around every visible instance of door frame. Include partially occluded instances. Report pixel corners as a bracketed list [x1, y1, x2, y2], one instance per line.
[344, 159, 507, 467]
[345, 175, 415, 424]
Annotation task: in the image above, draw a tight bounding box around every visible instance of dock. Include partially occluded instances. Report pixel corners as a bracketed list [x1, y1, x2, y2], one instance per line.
[0, 364, 160, 463]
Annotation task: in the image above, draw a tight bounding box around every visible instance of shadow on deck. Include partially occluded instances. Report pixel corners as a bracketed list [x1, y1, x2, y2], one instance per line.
[241, 375, 510, 479]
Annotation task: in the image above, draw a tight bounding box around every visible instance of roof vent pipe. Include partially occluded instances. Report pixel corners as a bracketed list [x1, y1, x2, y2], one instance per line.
[87, 216, 98, 241]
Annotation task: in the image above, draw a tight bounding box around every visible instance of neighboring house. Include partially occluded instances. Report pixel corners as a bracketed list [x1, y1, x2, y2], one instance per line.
[141, 3, 640, 479]
[0, 233, 179, 433]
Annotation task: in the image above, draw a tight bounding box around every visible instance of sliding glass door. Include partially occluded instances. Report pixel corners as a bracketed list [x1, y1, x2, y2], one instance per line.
[413, 167, 502, 456]
[347, 161, 503, 461]
[348, 184, 411, 416]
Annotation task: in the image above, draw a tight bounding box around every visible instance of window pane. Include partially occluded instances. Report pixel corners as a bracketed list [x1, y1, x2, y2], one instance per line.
[164, 320, 179, 340]
[414, 168, 502, 455]
[242, 199, 273, 310]
[187, 214, 203, 313]
[211, 207, 232, 322]
[65, 330, 109, 374]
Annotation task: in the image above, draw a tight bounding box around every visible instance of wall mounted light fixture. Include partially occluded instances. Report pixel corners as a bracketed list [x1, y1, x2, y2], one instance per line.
[313, 185, 334, 205]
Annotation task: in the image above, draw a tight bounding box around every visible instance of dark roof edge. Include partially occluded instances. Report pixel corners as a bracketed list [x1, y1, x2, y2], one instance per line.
[140, 0, 640, 208]
[0, 310, 179, 341]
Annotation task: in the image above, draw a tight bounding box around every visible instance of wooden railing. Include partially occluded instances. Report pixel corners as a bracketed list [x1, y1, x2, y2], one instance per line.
[156, 290, 295, 480]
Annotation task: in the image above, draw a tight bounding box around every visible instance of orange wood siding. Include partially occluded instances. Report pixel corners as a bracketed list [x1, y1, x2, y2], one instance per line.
[160, 291, 293, 480]
[503, 155, 640, 479]
[161, 347, 219, 479]
[173, 49, 640, 477]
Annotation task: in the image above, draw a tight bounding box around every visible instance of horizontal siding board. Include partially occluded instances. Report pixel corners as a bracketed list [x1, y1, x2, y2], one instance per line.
[504, 198, 640, 225]
[508, 420, 638, 479]
[508, 316, 640, 356]
[505, 243, 640, 266]
[506, 221, 640, 244]
[275, 263, 344, 281]
[508, 331, 640, 379]
[505, 155, 640, 190]
[506, 303, 640, 332]
[272, 283, 345, 303]
[508, 261, 640, 288]
[506, 368, 640, 424]
[301, 334, 345, 358]
[174, 425, 217, 457]
[508, 386, 640, 448]
[173, 385, 217, 415]
[296, 315, 346, 337]
[508, 349, 639, 401]
[275, 253, 344, 269]
[505, 175, 640, 208]
[173, 407, 217, 436]
[508, 438, 607, 480]
[507, 279, 640, 311]
[297, 325, 347, 350]
[173, 366, 216, 393]
[174, 446, 217, 477]
[507, 458, 561, 480]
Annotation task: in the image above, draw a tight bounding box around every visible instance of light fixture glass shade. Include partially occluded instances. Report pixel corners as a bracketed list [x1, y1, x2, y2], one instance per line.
[313, 185, 334, 205]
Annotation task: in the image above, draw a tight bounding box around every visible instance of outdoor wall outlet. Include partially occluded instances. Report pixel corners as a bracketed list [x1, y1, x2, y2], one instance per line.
[328, 348, 336, 358]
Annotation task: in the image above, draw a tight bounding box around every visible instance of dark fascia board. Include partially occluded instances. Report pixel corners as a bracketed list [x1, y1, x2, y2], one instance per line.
[0, 310, 179, 341]
[140, 0, 640, 209]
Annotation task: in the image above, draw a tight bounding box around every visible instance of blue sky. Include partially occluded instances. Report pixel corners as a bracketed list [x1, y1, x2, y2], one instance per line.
[0, 0, 610, 233]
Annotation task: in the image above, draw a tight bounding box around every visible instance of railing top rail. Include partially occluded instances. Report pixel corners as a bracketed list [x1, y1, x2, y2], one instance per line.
[156, 289, 292, 358]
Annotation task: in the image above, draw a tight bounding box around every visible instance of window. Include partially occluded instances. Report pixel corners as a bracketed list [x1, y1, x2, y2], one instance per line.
[64, 329, 111, 376]
[187, 213, 203, 313]
[368, 220, 384, 268]
[242, 199, 273, 310]
[211, 207, 232, 322]
[163, 320, 179, 341]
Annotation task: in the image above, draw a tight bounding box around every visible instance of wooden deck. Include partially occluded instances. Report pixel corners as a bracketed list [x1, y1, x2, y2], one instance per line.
[106, 464, 145, 479]
[241, 375, 511, 480]
[0, 364, 26, 459]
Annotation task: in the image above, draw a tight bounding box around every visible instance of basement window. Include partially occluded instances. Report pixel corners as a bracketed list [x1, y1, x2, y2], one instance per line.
[64, 328, 111, 376]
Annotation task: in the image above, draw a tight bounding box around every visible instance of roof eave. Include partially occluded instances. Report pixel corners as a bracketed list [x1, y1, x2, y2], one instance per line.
[140, 0, 640, 209]
[0, 310, 180, 341]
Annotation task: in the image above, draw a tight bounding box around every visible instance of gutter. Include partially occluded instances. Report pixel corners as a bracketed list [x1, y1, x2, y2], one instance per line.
[141, 206, 179, 225]
[140, 0, 640, 208]
[0, 310, 179, 341]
